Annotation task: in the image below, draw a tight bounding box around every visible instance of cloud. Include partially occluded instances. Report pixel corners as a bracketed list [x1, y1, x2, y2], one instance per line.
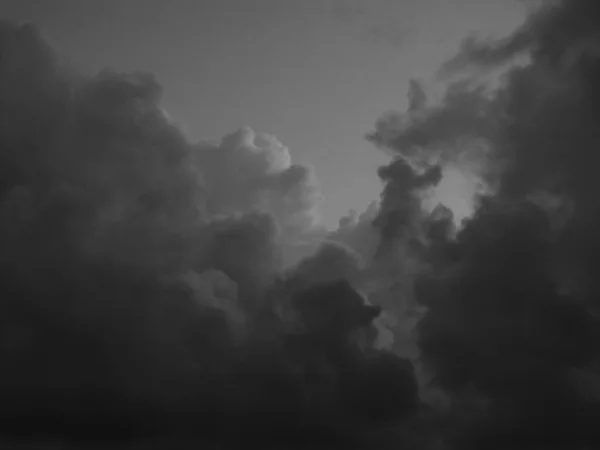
[10, 0, 600, 445]
[364, 0, 600, 447]
[0, 20, 420, 448]
[438, 25, 535, 75]
[372, 157, 442, 250]
[366, 77, 499, 232]
[330, 200, 381, 265]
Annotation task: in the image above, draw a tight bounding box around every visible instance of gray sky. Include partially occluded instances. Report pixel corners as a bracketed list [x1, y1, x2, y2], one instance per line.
[0, 0, 526, 228]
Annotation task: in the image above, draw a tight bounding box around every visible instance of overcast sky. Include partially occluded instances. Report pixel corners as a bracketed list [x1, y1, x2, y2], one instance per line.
[0, 0, 526, 227]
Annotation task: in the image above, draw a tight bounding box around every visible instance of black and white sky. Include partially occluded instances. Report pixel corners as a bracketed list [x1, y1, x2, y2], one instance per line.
[0, 0, 526, 227]
[1, 0, 600, 449]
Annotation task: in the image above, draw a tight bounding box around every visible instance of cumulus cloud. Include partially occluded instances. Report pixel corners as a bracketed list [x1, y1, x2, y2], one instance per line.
[193, 126, 322, 235]
[0, 19, 420, 448]
[364, 0, 600, 447]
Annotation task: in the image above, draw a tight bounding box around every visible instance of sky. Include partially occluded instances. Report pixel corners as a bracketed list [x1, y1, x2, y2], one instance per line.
[3, 1, 600, 448]
[0, 0, 526, 228]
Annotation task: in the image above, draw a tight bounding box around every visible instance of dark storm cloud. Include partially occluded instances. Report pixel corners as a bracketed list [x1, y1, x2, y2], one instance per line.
[366, 77, 499, 242]
[416, 199, 600, 448]
[365, 0, 600, 448]
[0, 20, 419, 448]
[371, 157, 442, 251]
